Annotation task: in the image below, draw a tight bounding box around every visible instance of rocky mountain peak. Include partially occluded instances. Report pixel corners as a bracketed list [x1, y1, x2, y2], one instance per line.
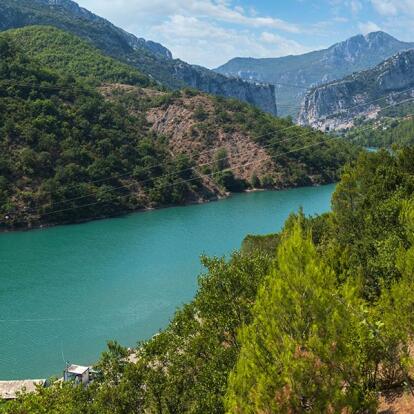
[365, 31, 396, 43]
[216, 31, 414, 117]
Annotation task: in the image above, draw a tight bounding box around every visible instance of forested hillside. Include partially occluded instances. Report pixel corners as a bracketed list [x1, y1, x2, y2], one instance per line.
[347, 115, 414, 148]
[0, 35, 211, 230]
[2, 148, 414, 413]
[0, 29, 358, 230]
[2, 26, 154, 87]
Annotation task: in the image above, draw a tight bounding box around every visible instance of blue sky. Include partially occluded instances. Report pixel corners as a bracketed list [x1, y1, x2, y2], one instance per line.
[77, 0, 414, 68]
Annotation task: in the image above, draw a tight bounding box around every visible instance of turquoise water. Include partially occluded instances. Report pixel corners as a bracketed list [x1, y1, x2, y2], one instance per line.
[0, 185, 335, 380]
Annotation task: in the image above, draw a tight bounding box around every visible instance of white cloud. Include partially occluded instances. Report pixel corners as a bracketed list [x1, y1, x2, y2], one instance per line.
[350, 0, 363, 14]
[75, 0, 311, 68]
[371, 0, 414, 16]
[367, 0, 414, 42]
[358, 20, 381, 34]
[151, 15, 310, 68]
[78, 0, 301, 33]
[259, 32, 311, 55]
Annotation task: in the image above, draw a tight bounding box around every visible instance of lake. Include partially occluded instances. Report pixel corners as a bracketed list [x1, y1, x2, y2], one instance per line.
[0, 184, 335, 380]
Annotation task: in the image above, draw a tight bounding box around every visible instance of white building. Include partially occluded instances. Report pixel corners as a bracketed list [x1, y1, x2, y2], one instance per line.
[63, 365, 90, 386]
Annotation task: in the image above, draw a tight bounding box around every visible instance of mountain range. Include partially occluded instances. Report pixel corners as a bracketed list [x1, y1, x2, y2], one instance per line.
[0, 0, 277, 115]
[3, 0, 414, 124]
[215, 32, 414, 116]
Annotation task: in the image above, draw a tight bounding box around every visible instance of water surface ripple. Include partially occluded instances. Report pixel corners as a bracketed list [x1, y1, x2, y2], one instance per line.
[0, 185, 334, 379]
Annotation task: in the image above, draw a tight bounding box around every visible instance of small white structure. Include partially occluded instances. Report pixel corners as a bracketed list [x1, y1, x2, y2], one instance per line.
[0, 380, 46, 400]
[63, 365, 90, 386]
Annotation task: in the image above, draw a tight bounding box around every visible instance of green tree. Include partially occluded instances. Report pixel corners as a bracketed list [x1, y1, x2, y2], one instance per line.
[226, 224, 376, 413]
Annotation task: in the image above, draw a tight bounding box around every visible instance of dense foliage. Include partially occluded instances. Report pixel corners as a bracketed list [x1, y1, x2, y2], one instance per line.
[2, 149, 414, 413]
[0, 0, 278, 115]
[0, 26, 153, 87]
[0, 30, 360, 229]
[210, 96, 357, 187]
[347, 115, 414, 148]
[111, 85, 359, 191]
[0, 0, 178, 86]
[0, 38, 206, 229]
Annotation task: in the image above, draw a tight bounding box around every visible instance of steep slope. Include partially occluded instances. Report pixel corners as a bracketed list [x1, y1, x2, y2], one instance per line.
[0, 0, 277, 114]
[103, 83, 359, 189]
[216, 32, 414, 116]
[0, 34, 357, 230]
[0, 36, 219, 230]
[298, 50, 414, 130]
[1, 26, 154, 87]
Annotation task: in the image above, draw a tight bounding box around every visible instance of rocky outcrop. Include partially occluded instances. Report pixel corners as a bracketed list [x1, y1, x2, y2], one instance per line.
[298, 50, 414, 130]
[215, 32, 414, 117]
[100, 84, 279, 185]
[172, 64, 277, 115]
[0, 0, 277, 115]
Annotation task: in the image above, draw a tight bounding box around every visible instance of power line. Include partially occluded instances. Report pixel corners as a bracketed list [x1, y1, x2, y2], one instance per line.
[3, 99, 414, 223]
[24, 87, 414, 211]
[18, 138, 337, 220]
[31, 97, 414, 221]
[3, 82, 414, 221]
[27, 131, 309, 212]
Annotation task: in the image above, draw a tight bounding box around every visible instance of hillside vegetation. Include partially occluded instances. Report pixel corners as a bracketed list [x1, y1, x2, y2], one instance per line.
[2, 148, 414, 414]
[0, 36, 210, 230]
[103, 84, 356, 189]
[1, 26, 153, 87]
[347, 115, 414, 148]
[0, 28, 358, 230]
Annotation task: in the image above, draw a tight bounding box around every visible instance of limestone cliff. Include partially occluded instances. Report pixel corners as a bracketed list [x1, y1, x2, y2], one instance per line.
[298, 50, 414, 130]
[216, 32, 414, 117]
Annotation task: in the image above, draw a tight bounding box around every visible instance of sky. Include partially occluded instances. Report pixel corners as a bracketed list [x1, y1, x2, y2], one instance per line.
[76, 0, 414, 68]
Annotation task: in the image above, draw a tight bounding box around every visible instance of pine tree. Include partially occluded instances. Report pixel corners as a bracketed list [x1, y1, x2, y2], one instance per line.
[225, 223, 376, 413]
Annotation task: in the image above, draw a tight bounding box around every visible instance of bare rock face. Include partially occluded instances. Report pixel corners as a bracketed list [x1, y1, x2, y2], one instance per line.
[146, 94, 277, 183]
[172, 63, 277, 115]
[298, 50, 414, 131]
[0, 0, 277, 115]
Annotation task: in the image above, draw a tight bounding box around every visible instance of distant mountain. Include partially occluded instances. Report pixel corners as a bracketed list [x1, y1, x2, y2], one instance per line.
[215, 32, 414, 116]
[298, 50, 414, 130]
[0, 0, 277, 115]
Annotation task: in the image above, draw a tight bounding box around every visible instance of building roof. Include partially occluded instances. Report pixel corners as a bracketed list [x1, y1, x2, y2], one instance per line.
[67, 365, 89, 375]
[0, 380, 46, 400]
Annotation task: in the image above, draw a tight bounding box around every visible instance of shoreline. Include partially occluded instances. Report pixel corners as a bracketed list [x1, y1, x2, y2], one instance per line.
[0, 182, 331, 234]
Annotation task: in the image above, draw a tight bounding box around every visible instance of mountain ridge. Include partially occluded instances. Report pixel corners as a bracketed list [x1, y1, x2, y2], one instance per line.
[215, 31, 414, 116]
[0, 0, 277, 114]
